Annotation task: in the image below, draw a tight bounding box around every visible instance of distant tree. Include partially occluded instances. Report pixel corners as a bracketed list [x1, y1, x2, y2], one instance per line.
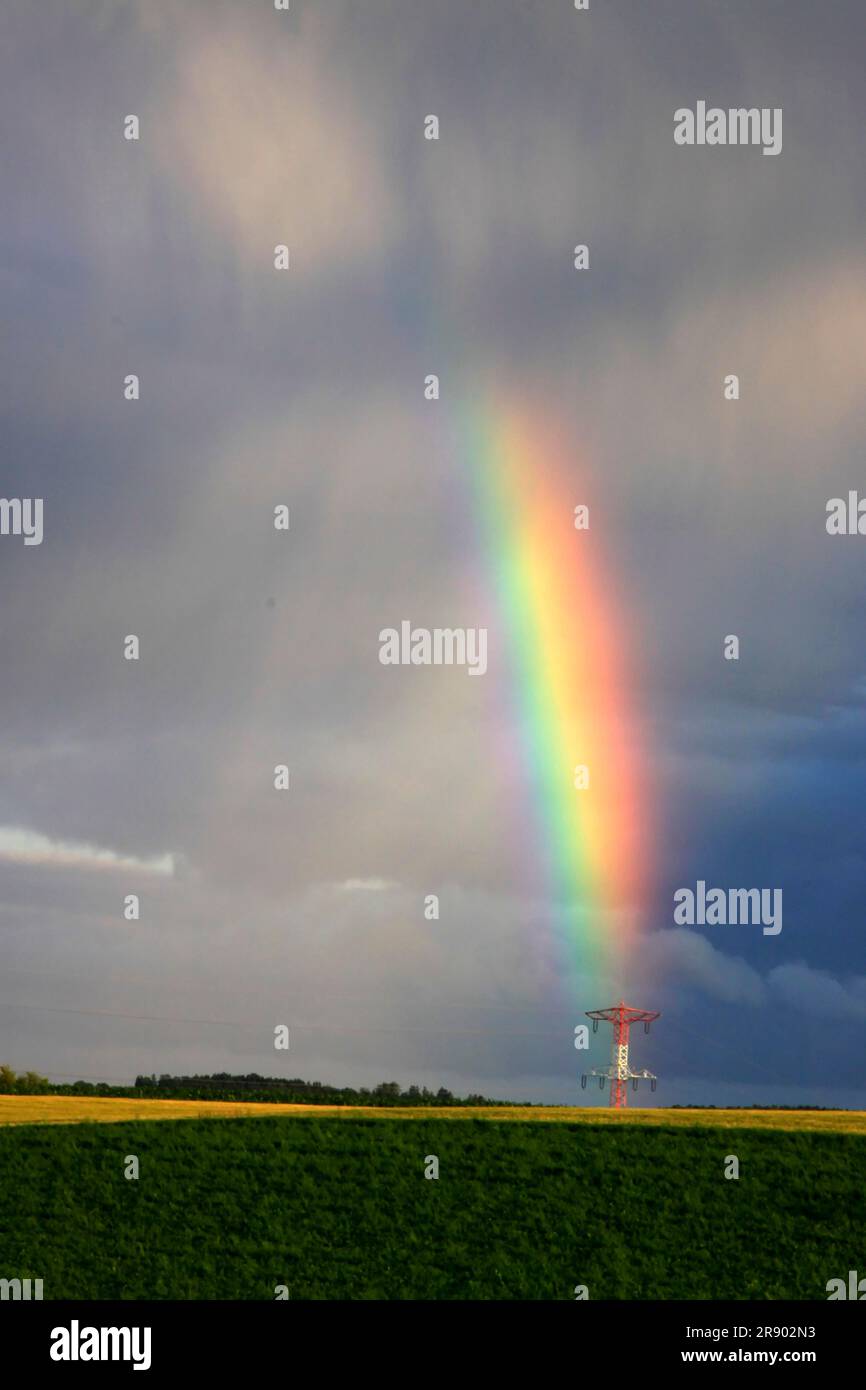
[374, 1082, 401, 1100]
[0, 1064, 17, 1093]
[19, 1070, 49, 1094]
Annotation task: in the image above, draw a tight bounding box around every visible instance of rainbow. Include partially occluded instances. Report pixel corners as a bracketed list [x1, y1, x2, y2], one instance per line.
[457, 391, 650, 992]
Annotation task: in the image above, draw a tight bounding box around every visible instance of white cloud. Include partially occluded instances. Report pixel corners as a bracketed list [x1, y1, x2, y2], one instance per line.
[340, 878, 397, 893]
[0, 826, 175, 877]
[154, 15, 402, 274]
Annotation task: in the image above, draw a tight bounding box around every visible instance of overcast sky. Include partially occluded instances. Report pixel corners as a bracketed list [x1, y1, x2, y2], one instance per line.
[1, 0, 865, 1105]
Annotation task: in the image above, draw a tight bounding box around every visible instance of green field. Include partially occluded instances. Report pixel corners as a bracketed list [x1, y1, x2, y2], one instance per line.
[1, 1115, 864, 1299]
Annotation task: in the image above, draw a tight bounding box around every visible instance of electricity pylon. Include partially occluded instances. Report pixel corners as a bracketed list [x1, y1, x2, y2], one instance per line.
[581, 1000, 660, 1108]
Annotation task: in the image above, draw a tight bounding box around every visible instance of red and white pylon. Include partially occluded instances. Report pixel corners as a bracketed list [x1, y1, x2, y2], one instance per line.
[581, 1000, 660, 1108]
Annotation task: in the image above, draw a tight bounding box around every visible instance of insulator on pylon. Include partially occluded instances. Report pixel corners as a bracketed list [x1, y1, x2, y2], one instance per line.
[632, 1078, 638, 1090]
[581, 1075, 586, 1090]
[592, 1019, 598, 1033]
[599, 1077, 604, 1089]
[651, 1079, 656, 1093]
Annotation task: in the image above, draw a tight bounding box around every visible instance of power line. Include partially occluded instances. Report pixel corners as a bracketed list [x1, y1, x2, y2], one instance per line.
[0, 997, 568, 1040]
[0, 965, 563, 1017]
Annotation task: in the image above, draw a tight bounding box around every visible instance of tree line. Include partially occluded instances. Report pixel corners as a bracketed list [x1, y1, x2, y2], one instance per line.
[0, 1065, 510, 1106]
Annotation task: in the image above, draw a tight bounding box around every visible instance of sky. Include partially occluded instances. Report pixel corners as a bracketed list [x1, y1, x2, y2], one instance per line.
[1, 0, 866, 1106]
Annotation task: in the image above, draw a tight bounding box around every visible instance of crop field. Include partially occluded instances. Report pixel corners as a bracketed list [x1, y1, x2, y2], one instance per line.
[2, 1094, 865, 1133]
[1, 1110, 864, 1299]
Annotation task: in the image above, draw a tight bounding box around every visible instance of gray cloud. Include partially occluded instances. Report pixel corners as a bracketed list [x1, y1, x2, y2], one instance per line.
[768, 962, 866, 1021]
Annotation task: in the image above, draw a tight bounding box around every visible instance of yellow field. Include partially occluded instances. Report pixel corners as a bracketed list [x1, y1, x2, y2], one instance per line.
[1, 1094, 865, 1133]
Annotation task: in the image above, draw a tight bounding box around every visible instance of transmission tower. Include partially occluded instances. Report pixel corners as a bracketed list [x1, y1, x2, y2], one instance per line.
[581, 1000, 660, 1108]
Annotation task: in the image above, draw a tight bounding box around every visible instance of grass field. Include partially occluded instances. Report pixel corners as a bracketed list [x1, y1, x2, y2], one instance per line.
[1, 1107, 864, 1299]
[2, 1094, 865, 1133]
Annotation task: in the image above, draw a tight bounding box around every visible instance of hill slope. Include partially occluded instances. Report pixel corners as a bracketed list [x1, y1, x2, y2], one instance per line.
[1, 1115, 863, 1299]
